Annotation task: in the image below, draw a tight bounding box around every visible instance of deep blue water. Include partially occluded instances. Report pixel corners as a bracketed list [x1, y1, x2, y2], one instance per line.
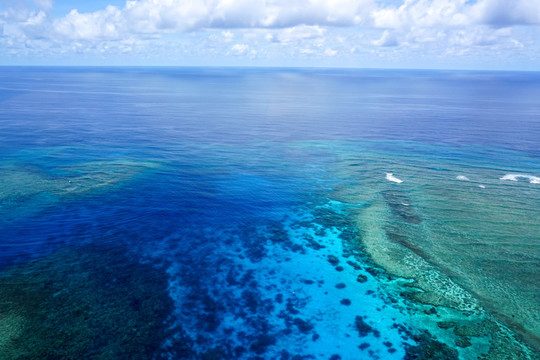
[0, 67, 539, 359]
[2, 68, 540, 152]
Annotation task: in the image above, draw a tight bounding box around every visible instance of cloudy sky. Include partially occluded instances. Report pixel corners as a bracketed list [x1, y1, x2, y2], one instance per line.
[1, 0, 539, 69]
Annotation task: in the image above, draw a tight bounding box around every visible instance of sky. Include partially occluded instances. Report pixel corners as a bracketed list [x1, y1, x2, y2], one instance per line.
[1, 0, 539, 70]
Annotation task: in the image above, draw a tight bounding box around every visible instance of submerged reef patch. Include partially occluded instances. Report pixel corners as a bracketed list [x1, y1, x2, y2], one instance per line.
[354, 187, 540, 359]
[381, 190, 421, 224]
[0, 159, 159, 223]
[0, 245, 174, 360]
[404, 331, 459, 360]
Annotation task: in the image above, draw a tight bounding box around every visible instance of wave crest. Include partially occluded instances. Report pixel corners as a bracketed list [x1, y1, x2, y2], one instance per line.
[386, 173, 403, 184]
[500, 174, 540, 184]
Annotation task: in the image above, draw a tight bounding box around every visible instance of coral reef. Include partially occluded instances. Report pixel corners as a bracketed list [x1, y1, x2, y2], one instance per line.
[0, 245, 174, 360]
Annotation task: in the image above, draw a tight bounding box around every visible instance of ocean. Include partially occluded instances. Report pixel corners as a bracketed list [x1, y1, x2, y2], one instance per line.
[0, 67, 539, 359]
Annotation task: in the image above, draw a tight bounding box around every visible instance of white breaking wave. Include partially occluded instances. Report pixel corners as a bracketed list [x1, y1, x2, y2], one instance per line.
[386, 173, 403, 184]
[456, 175, 470, 181]
[479, 185, 486, 189]
[500, 174, 540, 184]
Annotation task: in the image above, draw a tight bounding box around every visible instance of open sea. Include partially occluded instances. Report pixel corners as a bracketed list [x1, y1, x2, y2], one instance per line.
[0, 67, 539, 359]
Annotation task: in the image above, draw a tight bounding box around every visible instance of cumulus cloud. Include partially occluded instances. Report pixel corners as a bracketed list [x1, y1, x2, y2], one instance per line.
[230, 43, 248, 55]
[449, 26, 525, 49]
[221, 30, 234, 42]
[373, 30, 399, 46]
[372, 0, 470, 29]
[210, 0, 375, 28]
[3, 0, 540, 42]
[53, 6, 125, 40]
[470, 0, 540, 27]
[268, 25, 325, 44]
[371, 0, 540, 31]
[39, 0, 375, 41]
[1, 0, 539, 66]
[20, 10, 50, 39]
[124, 0, 209, 32]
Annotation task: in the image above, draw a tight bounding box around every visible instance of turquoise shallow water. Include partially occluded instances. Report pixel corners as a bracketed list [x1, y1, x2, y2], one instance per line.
[304, 140, 540, 352]
[0, 67, 539, 359]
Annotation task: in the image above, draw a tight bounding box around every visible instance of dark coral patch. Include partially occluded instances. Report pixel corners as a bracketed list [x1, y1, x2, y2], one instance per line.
[0, 245, 175, 360]
[404, 331, 459, 360]
[328, 255, 339, 266]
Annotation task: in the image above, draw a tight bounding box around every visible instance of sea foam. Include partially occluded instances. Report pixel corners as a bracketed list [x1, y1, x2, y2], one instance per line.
[456, 175, 469, 181]
[386, 173, 403, 184]
[500, 174, 540, 184]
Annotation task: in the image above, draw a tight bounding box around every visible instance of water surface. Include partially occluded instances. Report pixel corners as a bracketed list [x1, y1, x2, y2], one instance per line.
[0, 67, 539, 359]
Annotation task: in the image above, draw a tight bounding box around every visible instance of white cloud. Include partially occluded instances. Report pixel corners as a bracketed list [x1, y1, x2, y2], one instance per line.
[449, 26, 527, 50]
[1, 0, 539, 68]
[221, 30, 234, 42]
[20, 10, 49, 39]
[39, 0, 375, 40]
[372, 0, 470, 29]
[53, 6, 125, 40]
[470, 0, 540, 27]
[299, 48, 315, 54]
[405, 27, 445, 43]
[373, 30, 399, 46]
[372, 0, 540, 29]
[4, 0, 540, 42]
[510, 38, 524, 49]
[230, 43, 248, 55]
[208, 0, 375, 28]
[324, 47, 337, 56]
[270, 25, 326, 44]
[124, 0, 209, 33]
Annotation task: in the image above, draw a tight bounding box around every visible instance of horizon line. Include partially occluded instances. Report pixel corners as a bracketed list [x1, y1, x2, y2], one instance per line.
[0, 65, 539, 73]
